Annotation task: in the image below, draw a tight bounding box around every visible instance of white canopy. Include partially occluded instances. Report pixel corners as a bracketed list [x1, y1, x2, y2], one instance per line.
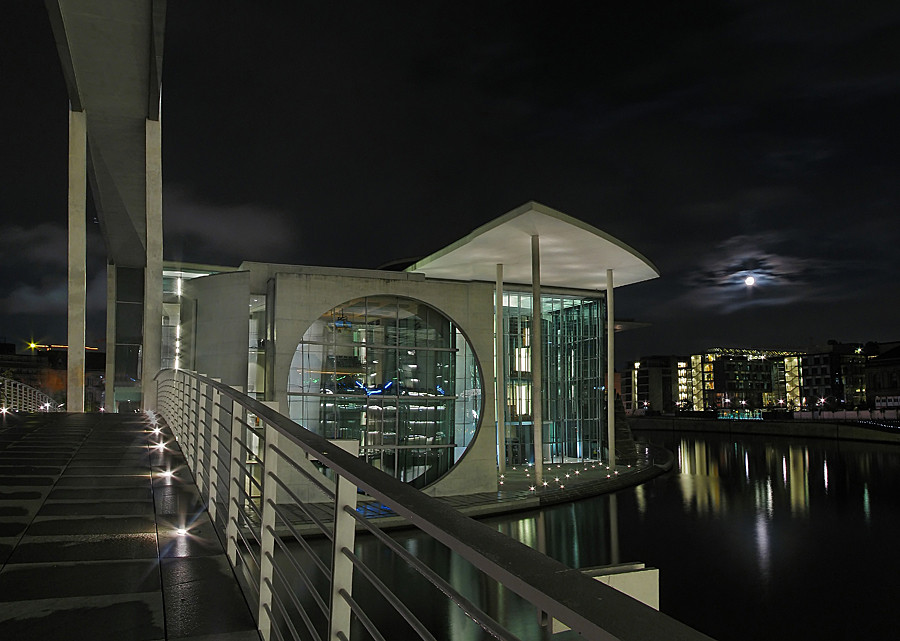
[406, 201, 659, 290]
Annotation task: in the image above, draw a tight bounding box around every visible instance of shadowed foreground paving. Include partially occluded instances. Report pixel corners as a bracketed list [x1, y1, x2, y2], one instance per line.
[0, 412, 259, 641]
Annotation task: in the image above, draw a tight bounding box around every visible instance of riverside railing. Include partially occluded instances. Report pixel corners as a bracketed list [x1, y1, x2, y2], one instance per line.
[0, 376, 59, 413]
[155, 368, 712, 641]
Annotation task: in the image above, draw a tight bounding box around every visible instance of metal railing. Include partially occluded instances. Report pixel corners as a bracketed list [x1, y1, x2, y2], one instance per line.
[0, 376, 60, 413]
[156, 368, 712, 641]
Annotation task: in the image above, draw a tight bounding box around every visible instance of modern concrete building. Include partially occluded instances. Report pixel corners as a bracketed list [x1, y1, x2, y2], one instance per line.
[688, 348, 802, 413]
[164, 202, 659, 494]
[622, 355, 690, 414]
[866, 345, 900, 409]
[800, 341, 869, 409]
[624, 348, 803, 415]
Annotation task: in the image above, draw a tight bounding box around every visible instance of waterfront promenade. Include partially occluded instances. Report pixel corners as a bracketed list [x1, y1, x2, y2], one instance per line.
[0, 411, 672, 639]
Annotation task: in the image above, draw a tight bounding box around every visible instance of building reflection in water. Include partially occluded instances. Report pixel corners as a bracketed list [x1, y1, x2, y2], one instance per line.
[283, 432, 900, 641]
[673, 436, 817, 519]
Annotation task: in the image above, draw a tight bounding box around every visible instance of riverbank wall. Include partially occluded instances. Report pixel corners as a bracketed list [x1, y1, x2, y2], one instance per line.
[629, 415, 900, 445]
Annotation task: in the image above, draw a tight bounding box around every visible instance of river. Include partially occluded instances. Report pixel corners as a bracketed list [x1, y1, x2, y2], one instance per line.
[483, 430, 900, 640]
[290, 430, 900, 640]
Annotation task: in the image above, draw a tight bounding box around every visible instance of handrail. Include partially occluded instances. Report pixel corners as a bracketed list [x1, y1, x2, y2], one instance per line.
[156, 368, 713, 641]
[0, 376, 60, 413]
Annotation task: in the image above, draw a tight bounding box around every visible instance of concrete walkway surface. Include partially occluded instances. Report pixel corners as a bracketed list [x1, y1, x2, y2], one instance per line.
[0, 411, 260, 641]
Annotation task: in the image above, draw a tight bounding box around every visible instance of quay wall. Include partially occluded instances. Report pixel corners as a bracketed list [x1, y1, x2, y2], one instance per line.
[628, 416, 900, 445]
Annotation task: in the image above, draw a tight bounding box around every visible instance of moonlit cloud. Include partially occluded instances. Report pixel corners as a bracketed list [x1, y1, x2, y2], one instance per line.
[681, 233, 842, 312]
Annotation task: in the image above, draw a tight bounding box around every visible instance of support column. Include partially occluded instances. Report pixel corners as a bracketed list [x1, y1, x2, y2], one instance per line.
[105, 263, 116, 411]
[67, 109, 86, 413]
[531, 235, 543, 486]
[607, 268, 616, 470]
[142, 116, 163, 410]
[495, 264, 506, 475]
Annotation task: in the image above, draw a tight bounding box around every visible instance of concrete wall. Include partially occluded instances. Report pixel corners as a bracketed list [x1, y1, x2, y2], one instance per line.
[269, 268, 498, 497]
[184, 271, 250, 389]
[629, 415, 900, 445]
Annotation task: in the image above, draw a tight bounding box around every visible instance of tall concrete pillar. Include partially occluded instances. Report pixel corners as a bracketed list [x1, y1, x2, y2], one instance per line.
[67, 109, 86, 413]
[607, 268, 616, 470]
[142, 116, 163, 409]
[531, 235, 543, 486]
[105, 263, 116, 411]
[495, 263, 506, 475]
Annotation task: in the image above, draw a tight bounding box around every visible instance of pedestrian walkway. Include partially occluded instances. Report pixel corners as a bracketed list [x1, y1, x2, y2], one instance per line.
[1, 411, 673, 639]
[0, 411, 260, 641]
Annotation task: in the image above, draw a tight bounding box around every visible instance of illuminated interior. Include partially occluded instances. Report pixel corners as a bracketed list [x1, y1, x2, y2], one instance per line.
[287, 295, 482, 488]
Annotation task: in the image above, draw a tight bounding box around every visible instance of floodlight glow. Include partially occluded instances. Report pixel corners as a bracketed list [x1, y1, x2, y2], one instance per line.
[175, 528, 188, 536]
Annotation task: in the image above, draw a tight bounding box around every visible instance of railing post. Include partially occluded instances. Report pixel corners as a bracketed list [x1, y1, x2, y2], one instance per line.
[187, 374, 200, 468]
[258, 402, 280, 641]
[208, 379, 223, 523]
[329, 469, 358, 641]
[196, 376, 210, 492]
[226, 394, 243, 567]
[180, 371, 190, 442]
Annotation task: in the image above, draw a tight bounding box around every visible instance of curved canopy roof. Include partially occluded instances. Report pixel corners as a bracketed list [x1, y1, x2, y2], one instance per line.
[406, 202, 659, 290]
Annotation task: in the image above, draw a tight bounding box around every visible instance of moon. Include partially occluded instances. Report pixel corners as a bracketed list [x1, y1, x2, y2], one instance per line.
[744, 276, 755, 286]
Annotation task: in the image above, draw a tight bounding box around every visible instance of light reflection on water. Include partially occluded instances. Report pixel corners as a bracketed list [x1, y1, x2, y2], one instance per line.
[286, 431, 900, 640]
[480, 431, 900, 640]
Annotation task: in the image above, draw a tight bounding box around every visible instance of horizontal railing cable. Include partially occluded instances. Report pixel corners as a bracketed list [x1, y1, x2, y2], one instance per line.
[267, 472, 334, 542]
[344, 504, 513, 641]
[339, 588, 387, 641]
[155, 368, 714, 641]
[269, 444, 335, 500]
[266, 553, 326, 639]
[266, 527, 330, 617]
[341, 547, 439, 641]
[266, 501, 332, 578]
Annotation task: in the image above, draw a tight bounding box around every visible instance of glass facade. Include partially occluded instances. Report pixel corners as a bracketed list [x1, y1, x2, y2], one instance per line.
[288, 296, 482, 488]
[500, 291, 606, 466]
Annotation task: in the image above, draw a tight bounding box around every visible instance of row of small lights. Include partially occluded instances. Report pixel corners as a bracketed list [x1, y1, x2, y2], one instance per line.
[146, 411, 188, 536]
[0, 402, 56, 414]
[499, 461, 633, 492]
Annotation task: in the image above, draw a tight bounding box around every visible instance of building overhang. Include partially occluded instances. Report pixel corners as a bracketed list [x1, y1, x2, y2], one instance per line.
[405, 202, 659, 290]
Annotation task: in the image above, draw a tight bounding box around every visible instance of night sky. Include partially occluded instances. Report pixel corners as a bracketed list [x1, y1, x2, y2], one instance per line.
[2, 1, 898, 365]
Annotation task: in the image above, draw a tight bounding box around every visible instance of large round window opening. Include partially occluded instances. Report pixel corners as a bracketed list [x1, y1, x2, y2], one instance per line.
[288, 296, 483, 487]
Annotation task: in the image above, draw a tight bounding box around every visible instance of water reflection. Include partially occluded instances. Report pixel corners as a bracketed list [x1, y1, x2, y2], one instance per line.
[282, 431, 900, 641]
[672, 436, 818, 519]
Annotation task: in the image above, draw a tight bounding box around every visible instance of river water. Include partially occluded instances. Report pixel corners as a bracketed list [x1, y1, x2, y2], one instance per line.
[483, 430, 900, 640]
[291, 431, 900, 640]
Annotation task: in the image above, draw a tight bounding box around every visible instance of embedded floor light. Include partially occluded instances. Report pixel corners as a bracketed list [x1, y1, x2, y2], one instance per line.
[175, 528, 188, 536]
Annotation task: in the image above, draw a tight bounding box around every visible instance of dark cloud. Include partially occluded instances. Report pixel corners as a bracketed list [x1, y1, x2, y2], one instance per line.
[163, 189, 299, 266]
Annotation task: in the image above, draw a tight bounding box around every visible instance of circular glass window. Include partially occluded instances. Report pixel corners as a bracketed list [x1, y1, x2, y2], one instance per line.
[288, 295, 482, 487]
